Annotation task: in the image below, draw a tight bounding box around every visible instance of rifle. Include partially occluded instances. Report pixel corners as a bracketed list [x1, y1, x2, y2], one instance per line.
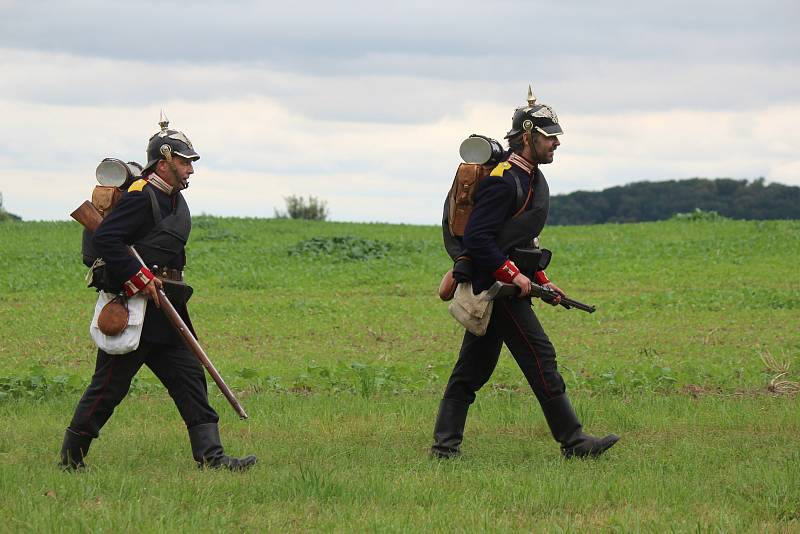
[71, 200, 249, 419]
[484, 280, 597, 313]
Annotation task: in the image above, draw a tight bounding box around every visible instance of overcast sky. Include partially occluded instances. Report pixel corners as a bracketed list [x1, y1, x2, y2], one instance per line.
[1, 0, 798, 224]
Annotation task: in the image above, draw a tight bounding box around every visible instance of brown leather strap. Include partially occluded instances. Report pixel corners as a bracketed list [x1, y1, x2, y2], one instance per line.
[512, 179, 533, 219]
[151, 266, 183, 281]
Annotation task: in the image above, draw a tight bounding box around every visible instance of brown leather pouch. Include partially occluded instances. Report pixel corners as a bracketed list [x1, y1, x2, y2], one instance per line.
[97, 294, 129, 336]
[91, 186, 123, 216]
[438, 269, 457, 301]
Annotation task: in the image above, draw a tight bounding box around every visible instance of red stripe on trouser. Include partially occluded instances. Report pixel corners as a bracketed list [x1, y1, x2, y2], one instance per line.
[501, 299, 554, 399]
[82, 360, 115, 428]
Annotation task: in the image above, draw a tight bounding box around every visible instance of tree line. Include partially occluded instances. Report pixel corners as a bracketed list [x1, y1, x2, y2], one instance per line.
[4, 179, 799, 224]
[548, 178, 800, 225]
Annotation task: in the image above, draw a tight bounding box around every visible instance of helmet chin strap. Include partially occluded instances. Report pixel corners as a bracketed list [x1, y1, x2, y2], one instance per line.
[522, 128, 540, 166]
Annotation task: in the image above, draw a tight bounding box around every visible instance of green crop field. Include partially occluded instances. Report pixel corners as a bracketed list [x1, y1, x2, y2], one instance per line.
[1, 216, 799, 532]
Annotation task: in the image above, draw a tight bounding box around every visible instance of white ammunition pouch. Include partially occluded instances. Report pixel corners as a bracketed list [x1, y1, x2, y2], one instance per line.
[90, 291, 147, 354]
[448, 282, 493, 336]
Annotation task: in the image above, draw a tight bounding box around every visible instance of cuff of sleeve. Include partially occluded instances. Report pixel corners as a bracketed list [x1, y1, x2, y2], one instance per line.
[494, 260, 520, 283]
[534, 271, 550, 285]
[123, 267, 155, 297]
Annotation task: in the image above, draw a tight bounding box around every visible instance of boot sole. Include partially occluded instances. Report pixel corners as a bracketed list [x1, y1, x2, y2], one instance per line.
[429, 449, 461, 460]
[563, 435, 620, 459]
[197, 455, 258, 471]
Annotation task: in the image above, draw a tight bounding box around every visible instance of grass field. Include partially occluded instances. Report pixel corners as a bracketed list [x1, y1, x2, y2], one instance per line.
[1, 216, 799, 532]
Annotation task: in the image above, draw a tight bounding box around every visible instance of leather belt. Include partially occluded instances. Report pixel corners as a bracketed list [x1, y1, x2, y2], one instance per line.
[151, 266, 183, 282]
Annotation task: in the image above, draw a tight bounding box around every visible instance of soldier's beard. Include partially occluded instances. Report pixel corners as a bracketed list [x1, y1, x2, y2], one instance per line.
[165, 160, 189, 190]
[533, 144, 555, 165]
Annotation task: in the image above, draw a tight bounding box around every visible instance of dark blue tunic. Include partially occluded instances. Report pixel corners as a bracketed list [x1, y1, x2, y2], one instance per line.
[92, 183, 191, 345]
[462, 162, 548, 292]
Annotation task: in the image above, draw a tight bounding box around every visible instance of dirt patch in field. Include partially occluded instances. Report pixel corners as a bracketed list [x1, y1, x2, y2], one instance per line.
[680, 383, 785, 399]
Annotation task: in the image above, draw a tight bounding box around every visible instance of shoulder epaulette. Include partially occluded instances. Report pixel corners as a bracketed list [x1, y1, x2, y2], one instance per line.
[490, 161, 511, 177]
[127, 179, 148, 193]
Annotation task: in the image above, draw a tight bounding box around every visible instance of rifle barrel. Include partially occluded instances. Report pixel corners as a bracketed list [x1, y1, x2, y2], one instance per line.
[558, 296, 596, 313]
[487, 281, 596, 314]
[531, 284, 596, 314]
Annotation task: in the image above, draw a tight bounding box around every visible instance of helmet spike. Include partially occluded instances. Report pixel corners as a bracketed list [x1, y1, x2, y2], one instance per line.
[158, 110, 169, 132]
[527, 85, 537, 107]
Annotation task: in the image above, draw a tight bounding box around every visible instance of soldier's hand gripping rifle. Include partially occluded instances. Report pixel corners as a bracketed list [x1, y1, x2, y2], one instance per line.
[71, 200, 249, 419]
[484, 281, 597, 313]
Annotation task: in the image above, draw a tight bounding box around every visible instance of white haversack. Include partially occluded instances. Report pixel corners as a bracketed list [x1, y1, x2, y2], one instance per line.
[90, 291, 148, 354]
[448, 282, 494, 336]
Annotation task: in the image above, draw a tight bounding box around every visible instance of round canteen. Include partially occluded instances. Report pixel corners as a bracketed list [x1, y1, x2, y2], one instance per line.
[95, 158, 141, 188]
[459, 135, 505, 165]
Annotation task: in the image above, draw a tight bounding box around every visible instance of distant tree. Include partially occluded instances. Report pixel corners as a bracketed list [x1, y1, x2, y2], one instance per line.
[274, 195, 329, 221]
[0, 192, 21, 222]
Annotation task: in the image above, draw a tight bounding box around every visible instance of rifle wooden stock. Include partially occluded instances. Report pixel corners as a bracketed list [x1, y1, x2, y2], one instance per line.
[71, 201, 248, 419]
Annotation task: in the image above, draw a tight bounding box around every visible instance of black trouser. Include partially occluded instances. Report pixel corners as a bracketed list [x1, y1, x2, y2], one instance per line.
[443, 297, 566, 404]
[68, 341, 219, 439]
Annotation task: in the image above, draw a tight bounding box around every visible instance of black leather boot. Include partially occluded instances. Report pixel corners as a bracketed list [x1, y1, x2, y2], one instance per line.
[540, 394, 619, 459]
[59, 428, 92, 470]
[430, 398, 470, 459]
[188, 423, 257, 471]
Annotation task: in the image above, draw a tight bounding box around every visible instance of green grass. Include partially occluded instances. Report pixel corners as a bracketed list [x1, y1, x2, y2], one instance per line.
[0, 216, 799, 532]
[2, 395, 799, 532]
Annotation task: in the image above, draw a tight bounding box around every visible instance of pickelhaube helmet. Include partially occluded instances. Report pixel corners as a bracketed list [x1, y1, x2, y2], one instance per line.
[505, 85, 564, 139]
[143, 111, 200, 172]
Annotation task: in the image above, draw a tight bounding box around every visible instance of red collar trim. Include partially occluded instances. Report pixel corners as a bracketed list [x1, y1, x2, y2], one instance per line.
[507, 153, 535, 176]
[146, 172, 174, 195]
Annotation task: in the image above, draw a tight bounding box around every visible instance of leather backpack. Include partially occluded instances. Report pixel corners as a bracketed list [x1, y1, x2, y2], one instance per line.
[446, 163, 495, 237]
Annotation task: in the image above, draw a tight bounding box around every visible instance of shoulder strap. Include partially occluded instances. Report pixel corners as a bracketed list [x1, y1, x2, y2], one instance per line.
[127, 178, 148, 192]
[490, 161, 511, 177]
[144, 185, 162, 225]
[512, 183, 532, 219]
[490, 161, 525, 214]
[511, 173, 524, 213]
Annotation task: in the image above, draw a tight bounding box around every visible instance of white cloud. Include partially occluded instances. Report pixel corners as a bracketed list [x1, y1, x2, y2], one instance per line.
[2, 93, 797, 223]
[0, 2, 798, 223]
[2, 0, 797, 68]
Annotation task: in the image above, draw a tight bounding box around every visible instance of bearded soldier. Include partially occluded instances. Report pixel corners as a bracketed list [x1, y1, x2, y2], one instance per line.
[432, 87, 619, 459]
[59, 117, 257, 471]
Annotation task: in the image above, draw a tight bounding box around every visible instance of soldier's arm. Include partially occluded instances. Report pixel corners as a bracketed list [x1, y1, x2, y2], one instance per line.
[462, 176, 517, 282]
[92, 189, 156, 297]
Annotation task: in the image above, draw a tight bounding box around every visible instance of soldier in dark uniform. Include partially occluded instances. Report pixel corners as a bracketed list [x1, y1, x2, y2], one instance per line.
[59, 118, 256, 471]
[432, 88, 619, 459]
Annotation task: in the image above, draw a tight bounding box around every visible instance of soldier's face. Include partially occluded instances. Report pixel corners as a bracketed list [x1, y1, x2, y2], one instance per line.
[158, 156, 194, 189]
[172, 156, 194, 189]
[531, 133, 560, 164]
